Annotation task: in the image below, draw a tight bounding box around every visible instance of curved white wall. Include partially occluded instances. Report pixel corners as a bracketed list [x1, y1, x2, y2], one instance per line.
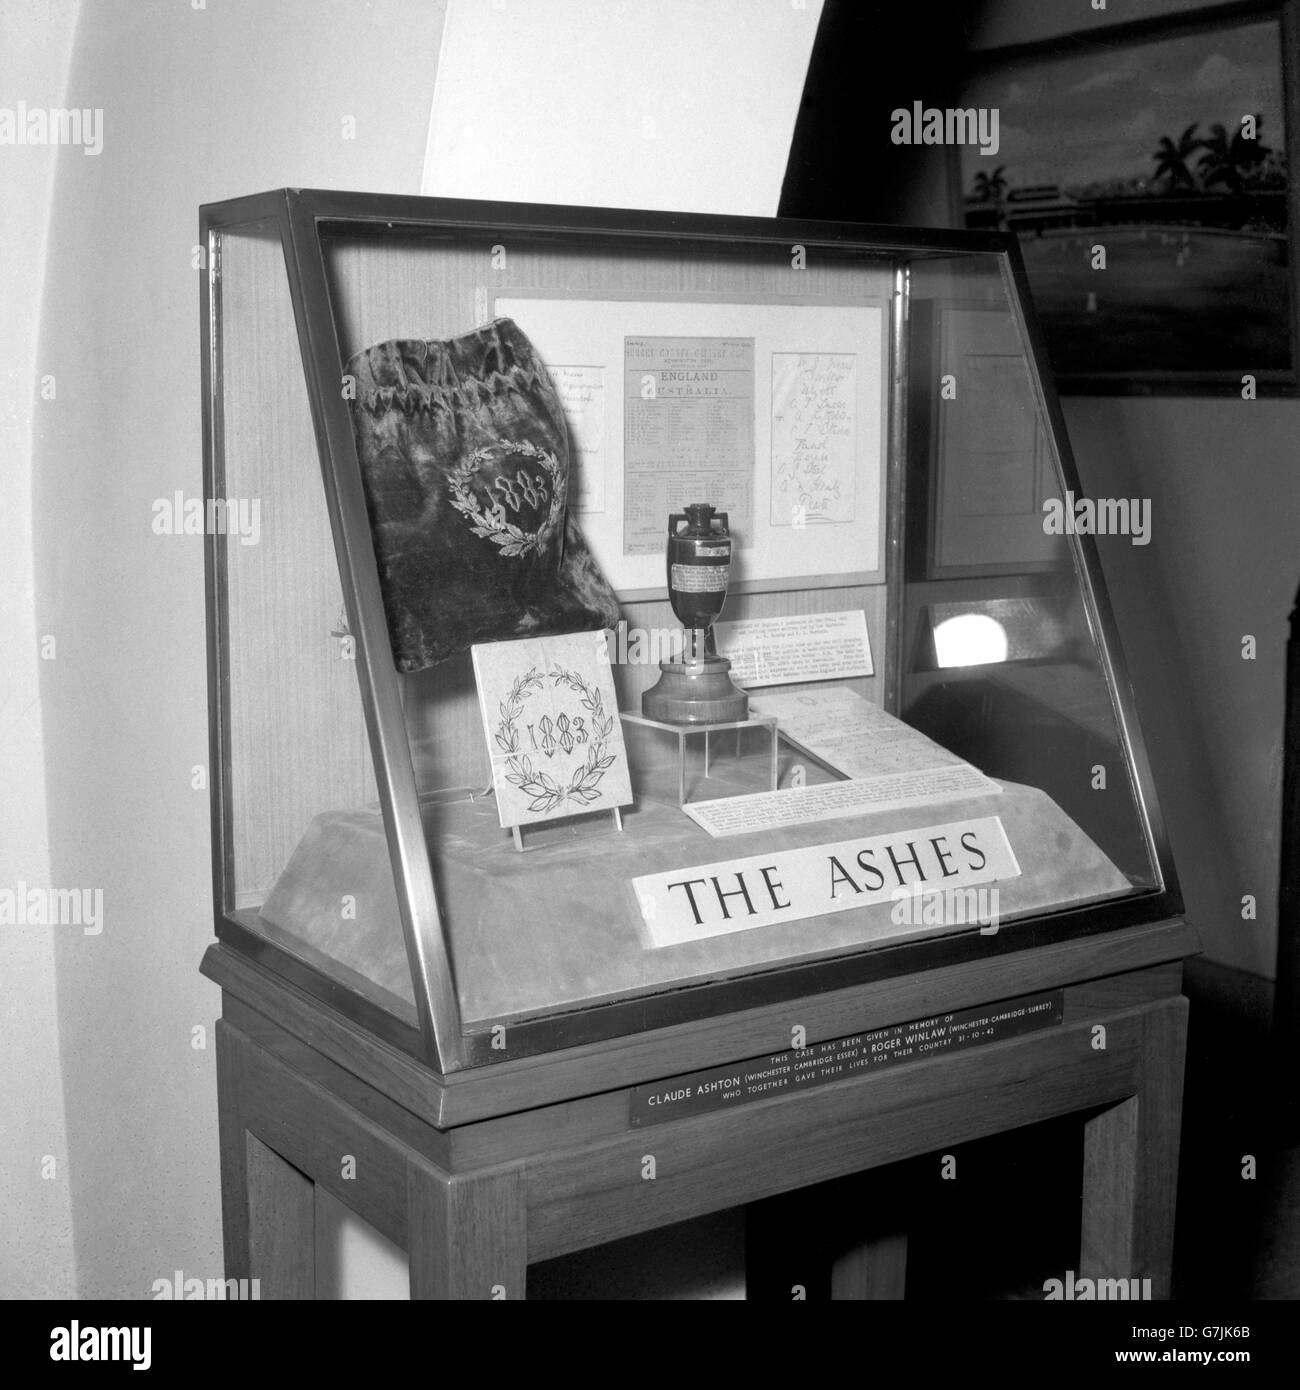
[1, 0, 81, 1301]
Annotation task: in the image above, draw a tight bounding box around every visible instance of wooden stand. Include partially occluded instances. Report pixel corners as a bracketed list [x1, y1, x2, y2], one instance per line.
[202, 919, 1196, 1300]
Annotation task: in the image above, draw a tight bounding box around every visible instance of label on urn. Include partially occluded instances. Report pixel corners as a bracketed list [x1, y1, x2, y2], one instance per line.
[629, 989, 1064, 1126]
[671, 563, 730, 593]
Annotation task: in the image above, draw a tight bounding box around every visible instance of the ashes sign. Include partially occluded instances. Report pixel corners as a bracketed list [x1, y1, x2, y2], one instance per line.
[633, 816, 1020, 948]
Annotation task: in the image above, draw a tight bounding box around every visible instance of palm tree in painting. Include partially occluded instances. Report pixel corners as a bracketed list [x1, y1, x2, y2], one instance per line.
[1151, 123, 1201, 189]
[971, 164, 1008, 204]
[1197, 117, 1271, 193]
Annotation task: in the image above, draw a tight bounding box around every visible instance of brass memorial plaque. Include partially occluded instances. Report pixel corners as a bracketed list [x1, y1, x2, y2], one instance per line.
[629, 989, 1064, 1126]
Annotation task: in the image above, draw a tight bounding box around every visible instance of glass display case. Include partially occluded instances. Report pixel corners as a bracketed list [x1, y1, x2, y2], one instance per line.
[200, 189, 1180, 1075]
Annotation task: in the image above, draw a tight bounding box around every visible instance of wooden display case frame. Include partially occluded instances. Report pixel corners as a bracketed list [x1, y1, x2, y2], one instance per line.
[199, 190, 1185, 1075]
[199, 190, 1198, 1301]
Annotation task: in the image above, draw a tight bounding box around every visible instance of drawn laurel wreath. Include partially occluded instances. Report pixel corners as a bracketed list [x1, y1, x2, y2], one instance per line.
[447, 440, 562, 558]
[494, 666, 617, 815]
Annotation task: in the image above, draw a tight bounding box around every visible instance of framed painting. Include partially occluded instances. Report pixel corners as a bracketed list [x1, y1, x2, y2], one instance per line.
[958, 1, 1299, 394]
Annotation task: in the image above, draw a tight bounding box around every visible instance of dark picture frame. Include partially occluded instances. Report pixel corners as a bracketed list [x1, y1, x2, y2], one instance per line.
[957, 0, 1300, 395]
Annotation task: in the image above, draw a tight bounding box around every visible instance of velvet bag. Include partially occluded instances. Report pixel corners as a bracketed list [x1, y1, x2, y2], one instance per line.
[345, 318, 620, 673]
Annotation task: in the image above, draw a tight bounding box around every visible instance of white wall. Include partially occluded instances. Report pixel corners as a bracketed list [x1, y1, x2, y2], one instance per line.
[1066, 398, 1296, 979]
[28, 0, 446, 1299]
[0, 0, 81, 1300]
[425, 0, 822, 212]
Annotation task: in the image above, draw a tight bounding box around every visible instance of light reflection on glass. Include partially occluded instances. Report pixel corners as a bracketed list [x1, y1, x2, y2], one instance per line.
[934, 613, 1009, 668]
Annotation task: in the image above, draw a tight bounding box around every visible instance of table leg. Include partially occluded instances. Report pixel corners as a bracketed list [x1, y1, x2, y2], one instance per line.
[245, 1133, 316, 1299]
[215, 1021, 250, 1282]
[408, 1162, 528, 1300]
[1081, 996, 1188, 1299]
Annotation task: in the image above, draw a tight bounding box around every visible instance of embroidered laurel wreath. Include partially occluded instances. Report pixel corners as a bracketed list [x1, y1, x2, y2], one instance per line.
[494, 665, 617, 815]
[447, 440, 562, 558]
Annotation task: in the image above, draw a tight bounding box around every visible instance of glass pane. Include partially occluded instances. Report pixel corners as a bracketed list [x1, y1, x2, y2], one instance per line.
[323, 225, 917, 1032]
[207, 201, 1174, 1061]
[902, 252, 1160, 891]
[298, 218, 1165, 1047]
[214, 221, 415, 1027]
